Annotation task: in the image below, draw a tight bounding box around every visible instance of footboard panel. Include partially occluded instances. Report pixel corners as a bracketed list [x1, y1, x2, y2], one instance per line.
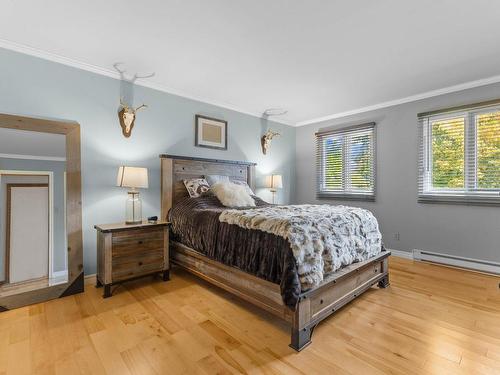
[290, 251, 390, 350]
[308, 254, 388, 322]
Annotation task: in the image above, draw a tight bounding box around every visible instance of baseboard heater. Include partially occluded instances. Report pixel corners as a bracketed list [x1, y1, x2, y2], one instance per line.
[413, 249, 500, 275]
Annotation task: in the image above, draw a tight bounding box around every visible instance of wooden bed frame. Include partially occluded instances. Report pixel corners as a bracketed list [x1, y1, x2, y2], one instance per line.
[160, 154, 390, 351]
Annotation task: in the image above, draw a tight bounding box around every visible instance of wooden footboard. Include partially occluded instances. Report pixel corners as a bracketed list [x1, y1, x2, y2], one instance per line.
[171, 240, 390, 351]
[290, 250, 390, 350]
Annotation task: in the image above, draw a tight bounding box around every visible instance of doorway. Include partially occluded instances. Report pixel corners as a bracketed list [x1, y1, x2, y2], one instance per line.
[6, 183, 49, 285]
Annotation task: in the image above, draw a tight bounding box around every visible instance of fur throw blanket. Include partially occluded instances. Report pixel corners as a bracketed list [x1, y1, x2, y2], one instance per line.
[219, 204, 382, 290]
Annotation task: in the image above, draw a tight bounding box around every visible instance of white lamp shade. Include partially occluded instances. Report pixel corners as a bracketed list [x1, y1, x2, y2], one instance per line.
[272, 175, 283, 189]
[116, 166, 149, 189]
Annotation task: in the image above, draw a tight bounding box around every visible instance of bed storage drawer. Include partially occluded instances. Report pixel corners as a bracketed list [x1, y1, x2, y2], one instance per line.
[308, 258, 386, 321]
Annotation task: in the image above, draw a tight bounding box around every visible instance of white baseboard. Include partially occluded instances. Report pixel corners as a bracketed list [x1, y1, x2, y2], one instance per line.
[413, 249, 500, 275]
[49, 270, 68, 286]
[386, 248, 413, 260]
[84, 273, 96, 285]
[387, 247, 500, 275]
[51, 270, 67, 278]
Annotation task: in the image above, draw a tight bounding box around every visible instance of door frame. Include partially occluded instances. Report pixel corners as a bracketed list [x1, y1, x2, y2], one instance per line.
[1, 171, 55, 281]
[5, 183, 50, 285]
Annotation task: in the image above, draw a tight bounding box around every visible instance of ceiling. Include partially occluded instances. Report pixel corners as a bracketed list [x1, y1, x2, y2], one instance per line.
[1, 1, 500, 126]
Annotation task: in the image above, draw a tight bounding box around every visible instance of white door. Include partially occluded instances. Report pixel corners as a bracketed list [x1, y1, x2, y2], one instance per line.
[8, 185, 49, 284]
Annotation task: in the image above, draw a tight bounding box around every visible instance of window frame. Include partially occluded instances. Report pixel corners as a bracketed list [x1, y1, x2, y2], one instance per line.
[316, 122, 376, 201]
[418, 103, 500, 205]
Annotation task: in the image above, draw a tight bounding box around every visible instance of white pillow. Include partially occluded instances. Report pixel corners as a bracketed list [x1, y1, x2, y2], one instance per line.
[231, 180, 255, 195]
[211, 182, 256, 207]
[205, 174, 230, 185]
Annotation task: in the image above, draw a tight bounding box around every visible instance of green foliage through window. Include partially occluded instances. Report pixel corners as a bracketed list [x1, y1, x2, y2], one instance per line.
[321, 127, 374, 195]
[477, 113, 500, 189]
[431, 117, 464, 189]
[426, 110, 500, 193]
[324, 136, 343, 189]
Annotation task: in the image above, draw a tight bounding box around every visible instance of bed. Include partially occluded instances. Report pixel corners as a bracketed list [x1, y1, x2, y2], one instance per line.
[160, 154, 390, 351]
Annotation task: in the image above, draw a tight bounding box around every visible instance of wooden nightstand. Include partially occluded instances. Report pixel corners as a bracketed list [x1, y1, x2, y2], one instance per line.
[94, 221, 170, 298]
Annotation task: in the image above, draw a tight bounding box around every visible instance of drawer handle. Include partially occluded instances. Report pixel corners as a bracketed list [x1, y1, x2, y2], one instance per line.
[138, 262, 143, 266]
[138, 240, 144, 245]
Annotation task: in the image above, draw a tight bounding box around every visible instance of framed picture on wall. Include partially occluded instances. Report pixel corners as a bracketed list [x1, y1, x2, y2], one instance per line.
[195, 115, 227, 150]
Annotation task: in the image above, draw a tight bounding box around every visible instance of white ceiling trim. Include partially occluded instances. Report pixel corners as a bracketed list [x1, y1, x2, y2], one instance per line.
[296, 74, 500, 127]
[3, 38, 500, 129]
[0, 38, 293, 126]
[0, 153, 66, 162]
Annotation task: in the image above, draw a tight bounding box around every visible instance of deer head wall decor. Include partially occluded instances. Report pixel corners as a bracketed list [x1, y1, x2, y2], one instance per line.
[261, 129, 281, 155]
[118, 98, 147, 138]
[113, 63, 155, 138]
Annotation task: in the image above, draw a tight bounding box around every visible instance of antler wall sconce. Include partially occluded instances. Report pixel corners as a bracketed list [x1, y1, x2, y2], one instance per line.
[113, 63, 155, 138]
[261, 108, 286, 154]
[261, 129, 281, 155]
[118, 99, 147, 138]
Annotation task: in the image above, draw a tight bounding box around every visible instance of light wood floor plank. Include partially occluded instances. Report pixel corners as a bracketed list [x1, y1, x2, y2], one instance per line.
[0, 257, 498, 374]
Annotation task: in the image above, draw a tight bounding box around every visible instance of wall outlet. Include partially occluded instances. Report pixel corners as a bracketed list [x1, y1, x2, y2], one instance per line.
[393, 232, 400, 241]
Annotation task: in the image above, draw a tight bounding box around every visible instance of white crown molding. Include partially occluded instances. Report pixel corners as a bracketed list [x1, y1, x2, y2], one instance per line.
[296, 74, 500, 127]
[4, 38, 499, 129]
[0, 153, 66, 162]
[0, 38, 293, 126]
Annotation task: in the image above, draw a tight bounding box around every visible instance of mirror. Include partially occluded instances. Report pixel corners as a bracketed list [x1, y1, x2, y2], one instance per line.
[0, 128, 67, 291]
[0, 114, 82, 311]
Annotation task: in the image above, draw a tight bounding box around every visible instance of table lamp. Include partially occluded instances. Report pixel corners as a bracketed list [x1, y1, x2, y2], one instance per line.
[116, 166, 148, 224]
[268, 174, 283, 204]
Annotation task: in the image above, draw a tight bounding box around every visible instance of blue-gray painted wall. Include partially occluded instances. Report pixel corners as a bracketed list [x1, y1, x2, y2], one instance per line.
[0, 47, 296, 275]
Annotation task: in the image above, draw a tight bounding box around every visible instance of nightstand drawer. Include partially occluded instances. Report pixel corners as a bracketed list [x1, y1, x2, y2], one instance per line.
[112, 228, 164, 257]
[112, 252, 164, 282]
[95, 221, 170, 298]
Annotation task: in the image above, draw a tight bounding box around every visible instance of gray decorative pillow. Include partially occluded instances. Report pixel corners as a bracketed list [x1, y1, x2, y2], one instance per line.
[205, 174, 230, 186]
[183, 178, 210, 198]
[231, 180, 255, 195]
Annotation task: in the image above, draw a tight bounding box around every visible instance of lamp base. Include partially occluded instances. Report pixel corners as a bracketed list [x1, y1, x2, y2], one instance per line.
[125, 190, 143, 224]
[270, 189, 277, 204]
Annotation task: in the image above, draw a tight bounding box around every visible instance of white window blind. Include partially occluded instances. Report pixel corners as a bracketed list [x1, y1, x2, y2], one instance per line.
[316, 123, 376, 200]
[418, 100, 500, 205]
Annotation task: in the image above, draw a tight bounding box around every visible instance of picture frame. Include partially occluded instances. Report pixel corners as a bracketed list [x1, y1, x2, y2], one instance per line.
[195, 115, 227, 150]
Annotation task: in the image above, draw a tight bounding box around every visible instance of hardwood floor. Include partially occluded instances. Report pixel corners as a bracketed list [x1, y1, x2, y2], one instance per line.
[0, 257, 499, 374]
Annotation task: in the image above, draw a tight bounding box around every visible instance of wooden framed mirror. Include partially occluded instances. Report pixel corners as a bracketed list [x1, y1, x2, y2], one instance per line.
[0, 113, 83, 311]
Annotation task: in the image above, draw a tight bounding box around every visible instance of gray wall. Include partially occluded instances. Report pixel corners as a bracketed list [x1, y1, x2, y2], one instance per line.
[295, 83, 500, 262]
[0, 47, 296, 275]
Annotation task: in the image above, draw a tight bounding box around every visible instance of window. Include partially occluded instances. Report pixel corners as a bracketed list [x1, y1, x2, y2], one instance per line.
[418, 101, 500, 205]
[316, 123, 375, 200]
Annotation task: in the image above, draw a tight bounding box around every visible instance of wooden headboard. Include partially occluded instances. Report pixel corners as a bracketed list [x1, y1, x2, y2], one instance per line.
[160, 154, 256, 220]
